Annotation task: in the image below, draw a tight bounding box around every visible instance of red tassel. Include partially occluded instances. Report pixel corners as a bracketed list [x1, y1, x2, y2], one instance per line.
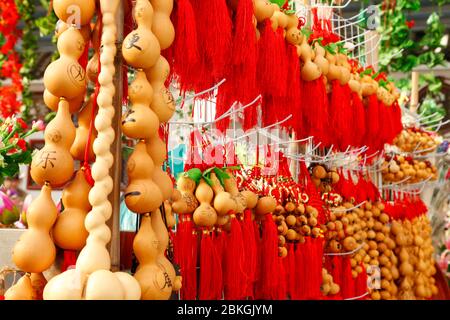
[241, 210, 257, 298]
[170, 0, 200, 93]
[286, 44, 302, 132]
[352, 92, 366, 148]
[191, 0, 232, 81]
[199, 231, 214, 300]
[254, 214, 279, 299]
[355, 263, 368, 298]
[284, 243, 296, 299]
[329, 81, 352, 150]
[302, 77, 329, 144]
[61, 250, 78, 272]
[224, 216, 246, 300]
[365, 94, 380, 152]
[340, 257, 355, 299]
[325, 256, 343, 299]
[174, 218, 198, 300]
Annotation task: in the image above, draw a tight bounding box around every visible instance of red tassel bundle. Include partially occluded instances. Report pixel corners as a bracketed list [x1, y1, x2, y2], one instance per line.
[169, 0, 200, 93]
[324, 255, 343, 299]
[293, 237, 323, 299]
[284, 243, 296, 299]
[301, 77, 329, 144]
[329, 80, 352, 150]
[355, 263, 368, 299]
[224, 216, 246, 300]
[255, 214, 279, 300]
[174, 217, 198, 300]
[241, 210, 257, 298]
[351, 92, 366, 148]
[199, 231, 215, 300]
[365, 94, 380, 152]
[340, 257, 356, 299]
[286, 44, 302, 132]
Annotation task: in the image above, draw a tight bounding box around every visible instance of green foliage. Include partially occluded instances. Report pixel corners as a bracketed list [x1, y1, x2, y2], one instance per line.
[15, 0, 39, 122]
[378, 3, 447, 73]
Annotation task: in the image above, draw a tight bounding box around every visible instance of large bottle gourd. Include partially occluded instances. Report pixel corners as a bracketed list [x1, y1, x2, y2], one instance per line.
[125, 141, 163, 214]
[12, 184, 58, 273]
[176, 175, 199, 214]
[210, 172, 237, 216]
[133, 214, 173, 300]
[43, 27, 87, 100]
[52, 169, 92, 250]
[70, 96, 97, 162]
[151, 209, 182, 291]
[43, 89, 84, 114]
[122, 0, 161, 69]
[150, 0, 175, 50]
[193, 179, 218, 227]
[30, 99, 75, 187]
[4, 274, 33, 300]
[121, 71, 159, 139]
[145, 56, 175, 123]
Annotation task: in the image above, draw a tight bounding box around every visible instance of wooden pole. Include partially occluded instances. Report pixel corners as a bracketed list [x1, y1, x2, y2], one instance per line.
[410, 71, 419, 113]
[107, 0, 124, 272]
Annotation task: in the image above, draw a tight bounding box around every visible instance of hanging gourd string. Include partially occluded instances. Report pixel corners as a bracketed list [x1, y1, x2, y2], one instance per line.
[83, 11, 102, 187]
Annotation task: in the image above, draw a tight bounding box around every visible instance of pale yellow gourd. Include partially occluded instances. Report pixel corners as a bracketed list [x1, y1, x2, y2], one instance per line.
[152, 166, 174, 201]
[255, 196, 277, 216]
[122, 0, 161, 69]
[43, 89, 84, 114]
[151, 209, 182, 291]
[150, 0, 175, 50]
[163, 200, 177, 228]
[361, 75, 379, 97]
[86, 19, 101, 83]
[254, 0, 275, 22]
[43, 268, 86, 300]
[30, 99, 75, 187]
[223, 169, 247, 214]
[314, 43, 329, 76]
[4, 274, 33, 300]
[176, 176, 199, 214]
[70, 96, 97, 162]
[134, 214, 173, 300]
[122, 71, 160, 139]
[125, 141, 163, 214]
[210, 172, 237, 216]
[12, 184, 58, 273]
[43, 27, 87, 99]
[193, 179, 218, 227]
[53, 169, 91, 250]
[326, 51, 341, 82]
[53, 0, 96, 26]
[336, 53, 351, 85]
[299, 37, 322, 81]
[145, 56, 175, 123]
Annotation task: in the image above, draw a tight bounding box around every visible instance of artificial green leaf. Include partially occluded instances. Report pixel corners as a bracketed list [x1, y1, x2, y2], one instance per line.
[269, 0, 285, 7]
[187, 168, 202, 184]
[203, 176, 213, 188]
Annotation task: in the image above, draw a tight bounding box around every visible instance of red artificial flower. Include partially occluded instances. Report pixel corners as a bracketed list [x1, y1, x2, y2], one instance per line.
[7, 147, 17, 155]
[406, 20, 415, 29]
[17, 139, 27, 152]
[16, 118, 27, 129]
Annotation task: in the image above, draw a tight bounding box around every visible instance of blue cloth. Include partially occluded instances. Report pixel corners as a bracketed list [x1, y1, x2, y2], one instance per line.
[120, 199, 137, 231]
[167, 144, 186, 179]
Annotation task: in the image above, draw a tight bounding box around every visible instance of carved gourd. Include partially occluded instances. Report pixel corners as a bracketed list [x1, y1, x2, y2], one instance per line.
[43, 89, 84, 114]
[122, 0, 161, 69]
[125, 141, 163, 214]
[152, 166, 173, 201]
[122, 71, 159, 139]
[193, 179, 218, 227]
[151, 209, 182, 291]
[145, 56, 175, 123]
[326, 51, 341, 82]
[70, 96, 97, 162]
[53, 0, 96, 26]
[170, 189, 188, 214]
[361, 75, 378, 97]
[53, 169, 91, 250]
[176, 176, 199, 214]
[86, 19, 101, 83]
[150, 0, 175, 50]
[31, 99, 75, 187]
[210, 172, 237, 216]
[4, 274, 33, 300]
[223, 169, 247, 214]
[12, 184, 58, 273]
[43, 27, 87, 99]
[133, 214, 172, 300]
